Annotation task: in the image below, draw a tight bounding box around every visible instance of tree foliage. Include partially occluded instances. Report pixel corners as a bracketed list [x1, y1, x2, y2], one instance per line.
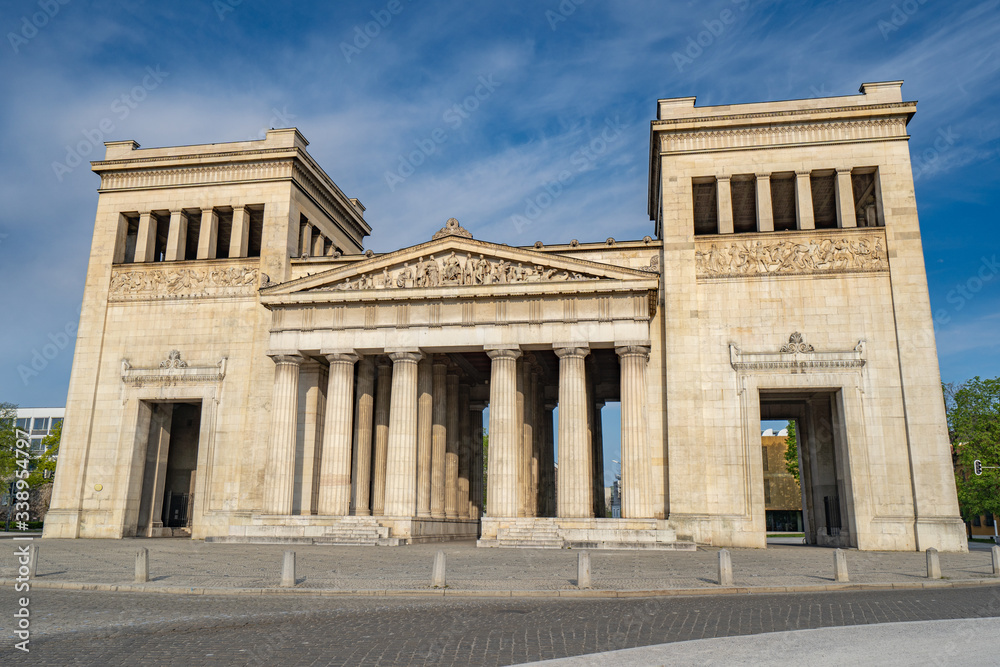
[947, 377, 1000, 521]
[28, 419, 60, 488]
[783, 420, 800, 481]
[0, 402, 18, 481]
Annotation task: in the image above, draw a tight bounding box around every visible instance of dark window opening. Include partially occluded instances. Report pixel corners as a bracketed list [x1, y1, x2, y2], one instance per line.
[184, 212, 201, 261]
[216, 210, 233, 259]
[770, 173, 797, 231]
[122, 215, 140, 263]
[987, 514, 996, 528]
[247, 206, 264, 258]
[851, 170, 880, 227]
[152, 214, 169, 262]
[692, 179, 719, 235]
[762, 445, 769, 471]
[810, 172, 838, 229]
[731, 176, 757, 233]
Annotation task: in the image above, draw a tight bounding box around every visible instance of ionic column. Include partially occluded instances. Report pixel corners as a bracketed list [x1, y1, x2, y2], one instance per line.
[316, 352, 358, 516]
[135, 212, 157, 263]
[350, 356, 376, 515]
[445, 369, 460, 519]
[371, 357, 392, 515]
[795, 171, 815, 230]
[486, 347, 522, 517]
[555, 345, 592, 518]
[196, 209, 218, 260]
[469, 401, 486, 520]
[416, 357, 433, 518]
[263, 353, 305, 515]
[755, 173, 773, 232]
[716, 176, 734, 234]
[230, 205, 250, 258]
[165, 211, 187, 261]
[542, 402, 556, 517]
[835, 168, 857, 228]
[430, 359, 447, 518]
[383, 350, 423, 517]
[617, 344, 654, 519]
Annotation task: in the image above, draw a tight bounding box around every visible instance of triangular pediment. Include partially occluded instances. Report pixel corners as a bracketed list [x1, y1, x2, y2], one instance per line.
[261, 236, 658, 299]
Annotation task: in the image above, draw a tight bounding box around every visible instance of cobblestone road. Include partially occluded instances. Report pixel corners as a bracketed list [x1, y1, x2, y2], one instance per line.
[3, 586, 999, 665]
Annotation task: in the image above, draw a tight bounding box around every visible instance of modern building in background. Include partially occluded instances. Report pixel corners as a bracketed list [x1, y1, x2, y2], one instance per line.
[44, 82, 966, 551]
[15, 408, 64, 457]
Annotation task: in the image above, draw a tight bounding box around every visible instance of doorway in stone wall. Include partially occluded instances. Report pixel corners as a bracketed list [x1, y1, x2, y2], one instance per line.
[759, 390, 855, 548]
[136, 401, 202, 537]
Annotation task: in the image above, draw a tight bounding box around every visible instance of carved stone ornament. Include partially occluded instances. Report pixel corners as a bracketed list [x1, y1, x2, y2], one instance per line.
[780, 332, 814, 354]
[310, 251, 600, 292]
[159, 350, 189, 368]
[695, 230, 888, 279]
[109, 262, 260, 301]
[432, 218, 473, 240]
[639, 255, 660, 273]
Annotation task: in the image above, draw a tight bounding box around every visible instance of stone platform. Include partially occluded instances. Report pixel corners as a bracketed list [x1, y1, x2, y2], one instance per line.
[477, 517, 696, 550]
[210, 514, 479, 546]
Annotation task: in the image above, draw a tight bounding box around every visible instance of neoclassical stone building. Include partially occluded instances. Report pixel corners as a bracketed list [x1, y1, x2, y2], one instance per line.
[44, 81, 967, 551]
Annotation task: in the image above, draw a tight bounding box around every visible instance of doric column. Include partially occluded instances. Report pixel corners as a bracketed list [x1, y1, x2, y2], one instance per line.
[716, 176, 734, 234]
[617, 344, 654, 519]
[521, 359, 537, 518]
[542, 402, 556, 517]
[795, 171, 815, 230]
[458, 383, 472, 518]
[835, 168, 857, 228]
[430, 358, 447, 518]
[383, 350, 423, 517]
[316, 352, 358, 516]
[531, 366, 543, 517]
[755, 173, 773, 232]
[300, 222, 314, 257]
[591, 399, 606, 518]
[445, 369, 460, 519]
[416, 356, 433, 517]
[486, 346, 522, 517]
[230, 205, 250, 258]
[263, 353, 305, 515]
[165, 211, 187, 261]
[515, 357, 528, 517]
[135, 212, 157, 262]
[350, 356, 376, 515]
[555, 345, 592, 518]
[469, 401, 486, 520]
[196, 208, 218, 260]
[371, 357, 392, 515]
[297, 361, 326, 515]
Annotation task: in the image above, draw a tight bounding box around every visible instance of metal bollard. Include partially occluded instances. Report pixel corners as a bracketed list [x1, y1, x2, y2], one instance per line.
[833, 549, 849, 583]
[992, 546, 1000, 577]
[577, 551, 592, 589]
[926, 547, 941, 579]
[432, 550, 447, 588]
[27, 544, 39, 578]
[135, 548, 149, 583]
[281, 550, 296, 587]
[718, 549, 733, 586]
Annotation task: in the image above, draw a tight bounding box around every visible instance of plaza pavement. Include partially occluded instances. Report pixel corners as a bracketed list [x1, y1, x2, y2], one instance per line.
[2, 537, 998, 597]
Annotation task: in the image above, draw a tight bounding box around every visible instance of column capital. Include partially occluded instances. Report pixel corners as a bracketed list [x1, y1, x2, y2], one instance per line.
[486, 346, 522, 360]
[267, 351, 306, 366]
[376, 356, 393, 369]
[716, 174, 731, 182]
[470, 401, 488, 411]
[554, 344, 590, 359]
[795, 170, 812, 177]
[836, 167, 854, 175]
[755, 172, 771, 180]
[323, 351, 360, 365]
[387, 350, 423, 364]
[616, 343, 651, 359]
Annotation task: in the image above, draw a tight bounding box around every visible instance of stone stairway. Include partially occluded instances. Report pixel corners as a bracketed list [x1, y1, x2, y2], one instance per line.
[315, 522, 403, 547]
[496, 524, 564, 548]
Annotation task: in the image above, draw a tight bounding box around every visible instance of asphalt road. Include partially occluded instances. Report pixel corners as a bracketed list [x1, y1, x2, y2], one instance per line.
[3, 585, 999, 665]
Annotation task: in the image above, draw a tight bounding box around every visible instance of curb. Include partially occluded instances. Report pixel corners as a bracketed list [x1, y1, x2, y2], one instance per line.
[4, 578, 998, 599]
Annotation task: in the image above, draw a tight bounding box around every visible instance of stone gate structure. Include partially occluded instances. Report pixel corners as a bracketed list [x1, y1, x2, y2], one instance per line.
[44, 81, 967, 551]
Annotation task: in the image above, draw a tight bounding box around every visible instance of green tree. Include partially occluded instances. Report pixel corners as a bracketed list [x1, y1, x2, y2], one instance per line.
[783, 420, 800, 481]
[946, 376, 1000, 522]
[27, 418, 60, 488]
[0, 402, 17, 480]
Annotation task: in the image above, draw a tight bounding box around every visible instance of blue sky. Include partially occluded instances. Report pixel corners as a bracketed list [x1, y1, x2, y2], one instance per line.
[1, 1, 998, 481]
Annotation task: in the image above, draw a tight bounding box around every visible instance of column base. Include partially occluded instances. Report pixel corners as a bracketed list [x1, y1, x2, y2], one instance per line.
[477, 517, 695, 550]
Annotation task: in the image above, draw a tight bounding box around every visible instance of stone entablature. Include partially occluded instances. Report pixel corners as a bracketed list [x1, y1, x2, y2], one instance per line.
[730, 333, 867, 373]
[120, 351, 228, 387]
[695, 228, 888, 279]
[108, 258, 261, 301]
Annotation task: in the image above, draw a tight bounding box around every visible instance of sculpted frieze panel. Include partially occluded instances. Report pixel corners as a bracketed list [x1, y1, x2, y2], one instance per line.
[312, 251, 599, 292]
[109, 263, 260, 301]
[696, 230, 887, 279]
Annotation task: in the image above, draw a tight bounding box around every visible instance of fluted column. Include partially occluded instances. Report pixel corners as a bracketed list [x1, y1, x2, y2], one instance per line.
[469, 402, 486, 520]
[384, 350, 423, 517]
[458, 383, 472, 518]
[430, 359, 447, 518]
[542, 402, 556, 517]
[555, 345, 592, 518]
[486, 347, 521, 517]
[263, 353, 305, 514]
[416, 357, 433, 517]
[445, 370, 460, 519]
[521, 359, 537, 518]
[350, 356, 376, 515]
[316, 352, 357, 515]
[371, 357, 392, 515]
[531, 365, 543, 517]
[591, 400, 606, 518]
[617, 344, 655, 518]
[515, 357, 528, 517]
